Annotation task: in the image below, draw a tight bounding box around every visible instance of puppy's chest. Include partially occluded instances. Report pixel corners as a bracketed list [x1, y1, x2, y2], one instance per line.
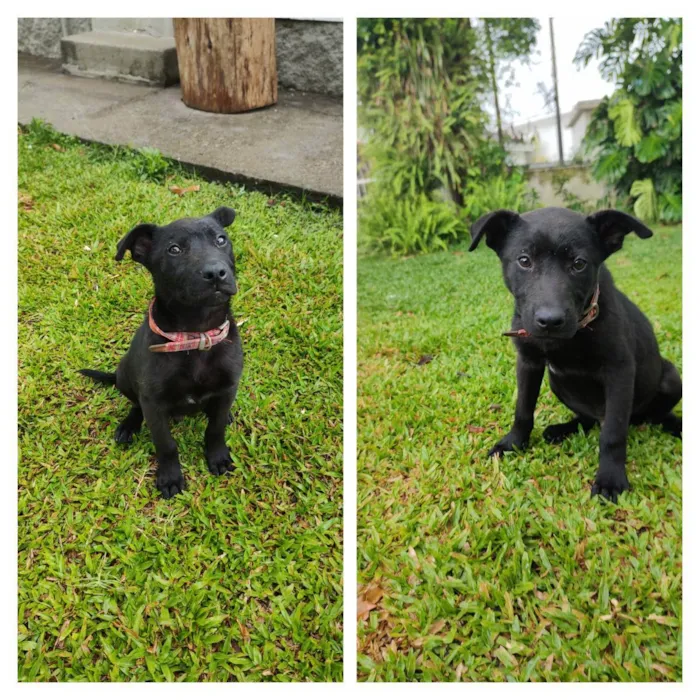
[162, 351, 235, 405]
[544, 348, 599, 379]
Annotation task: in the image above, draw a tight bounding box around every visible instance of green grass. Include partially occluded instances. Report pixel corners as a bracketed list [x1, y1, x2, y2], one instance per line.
[357, 226, 682, 681]
[18, 121, 343, 681]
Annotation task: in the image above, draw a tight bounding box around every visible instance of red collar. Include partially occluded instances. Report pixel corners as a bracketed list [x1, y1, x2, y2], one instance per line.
[148, 299, 231, 353]
[504, 285, 600, 339]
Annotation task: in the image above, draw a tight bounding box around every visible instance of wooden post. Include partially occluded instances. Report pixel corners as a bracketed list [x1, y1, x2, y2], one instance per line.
[173, 18, 277, 114]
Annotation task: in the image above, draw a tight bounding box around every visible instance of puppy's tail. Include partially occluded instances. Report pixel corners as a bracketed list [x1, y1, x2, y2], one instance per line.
[79, 369, 117, 386]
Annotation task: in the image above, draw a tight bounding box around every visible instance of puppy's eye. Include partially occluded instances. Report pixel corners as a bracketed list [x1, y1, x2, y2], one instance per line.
[572, 258, 587, 272]
[168, 244, 182, 256]
[216, 234, 227, 247]
[517, 255, 532, 269]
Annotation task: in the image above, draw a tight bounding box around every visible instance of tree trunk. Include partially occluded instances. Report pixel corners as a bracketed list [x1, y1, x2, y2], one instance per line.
[485, 22, 503, 147]
[549, 18, 565, 165]
[173, 18, 277, 113]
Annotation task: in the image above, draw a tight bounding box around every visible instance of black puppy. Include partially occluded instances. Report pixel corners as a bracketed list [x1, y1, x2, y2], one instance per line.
[81, 207, 244, 498]
[469, 207, 681, 501]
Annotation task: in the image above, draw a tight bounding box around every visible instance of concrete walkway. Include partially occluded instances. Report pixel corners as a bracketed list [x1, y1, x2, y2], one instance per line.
[18, 55, 342, 201]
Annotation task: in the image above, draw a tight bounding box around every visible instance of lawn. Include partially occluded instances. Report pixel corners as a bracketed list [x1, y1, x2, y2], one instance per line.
[357, 225, 682, 681]
[17, 121, 343, 681]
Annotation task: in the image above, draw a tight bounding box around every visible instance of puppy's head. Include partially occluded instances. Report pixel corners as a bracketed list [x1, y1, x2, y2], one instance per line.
[116, 207, 238, 307]
[469, 207, 653, 339]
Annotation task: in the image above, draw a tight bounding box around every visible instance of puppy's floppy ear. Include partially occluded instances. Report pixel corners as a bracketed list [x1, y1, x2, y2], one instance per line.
[207, 206, 236, 228]
[469, 209, 521, 254]
[115, 223, 156, 265]
[587, 209, 653, 258]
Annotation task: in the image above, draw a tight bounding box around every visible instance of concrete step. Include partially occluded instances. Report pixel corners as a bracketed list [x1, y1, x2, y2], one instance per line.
[19, 54, 342, 200]
[61, 31, 178, 87]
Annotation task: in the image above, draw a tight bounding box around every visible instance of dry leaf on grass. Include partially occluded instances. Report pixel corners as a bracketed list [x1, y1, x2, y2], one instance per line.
[647, 614, 678, 626]
[169, 185, 201, 196]
[544, 653, 555, 672]
[364, 584, 385, 605]
[584, 517, 596, 531]
[357, 597, 377, 621]
[429, 619, 446, 635]
[358, 583, 385, 620]
[18, 193, 35, 211]
[80, 634, 94, 654]
[236, 620, 250, 641]
[50, 143, 65, 152]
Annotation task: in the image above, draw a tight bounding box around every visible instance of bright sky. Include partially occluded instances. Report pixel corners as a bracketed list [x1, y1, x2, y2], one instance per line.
[496, 16, 617, 126]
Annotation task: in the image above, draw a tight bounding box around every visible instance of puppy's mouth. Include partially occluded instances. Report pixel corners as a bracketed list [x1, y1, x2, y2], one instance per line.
[185, 286, 236, 307]
[527, 327, 578, 341]
[214, 280, 238, 295]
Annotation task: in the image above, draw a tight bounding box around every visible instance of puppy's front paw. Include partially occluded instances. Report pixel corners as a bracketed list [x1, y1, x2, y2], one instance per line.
[488, 433, 527, 458]
[115, 423, 138, 444]
[543, 422, 575, 444]
[206, 446, 234, 476]
[591, 470, 629, 503]
[156, 464, 185, 499]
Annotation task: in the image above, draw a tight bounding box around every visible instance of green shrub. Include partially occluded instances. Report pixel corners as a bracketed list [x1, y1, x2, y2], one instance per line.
[359, 189, 465, 256]
[22, 118, 77, 148]
[462, 172, 539, 224]
[576, 19, 682, 223]
[20, 119, 176, 185]
[358, 19, 508, 204]
[127, 146, 172, 183]
[357, 18, 541, 256]
[359, 169, 539, 256]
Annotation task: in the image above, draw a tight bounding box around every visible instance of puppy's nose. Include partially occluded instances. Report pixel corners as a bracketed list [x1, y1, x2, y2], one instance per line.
[534, 307, 565, 330]
[202, 264, 229, 282]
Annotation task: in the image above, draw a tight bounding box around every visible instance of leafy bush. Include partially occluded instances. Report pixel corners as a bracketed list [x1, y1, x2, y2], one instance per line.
[358, 19, 509, 205]
[576, 19, 682, 223]
[462, 171, 539, 223]
[359, 189, 465, 256]
[358, 18, 543, 255]
[22, 118, 78, 150]
[128, 146, 172, 183]
[20, 119, 176, 185]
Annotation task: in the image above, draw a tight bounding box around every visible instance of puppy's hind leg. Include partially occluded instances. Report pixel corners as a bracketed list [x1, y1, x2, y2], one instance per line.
[645, 359, 682, 438]
[543, 414, 596, 444]
[115, 404, 143, 444]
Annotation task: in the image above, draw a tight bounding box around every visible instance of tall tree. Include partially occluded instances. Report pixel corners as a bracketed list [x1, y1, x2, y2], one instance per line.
[549, 18, 564, 165]
[358, 18, 496, 204]
[575, 18, 682, 222]
[479, 18, 540, 147]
